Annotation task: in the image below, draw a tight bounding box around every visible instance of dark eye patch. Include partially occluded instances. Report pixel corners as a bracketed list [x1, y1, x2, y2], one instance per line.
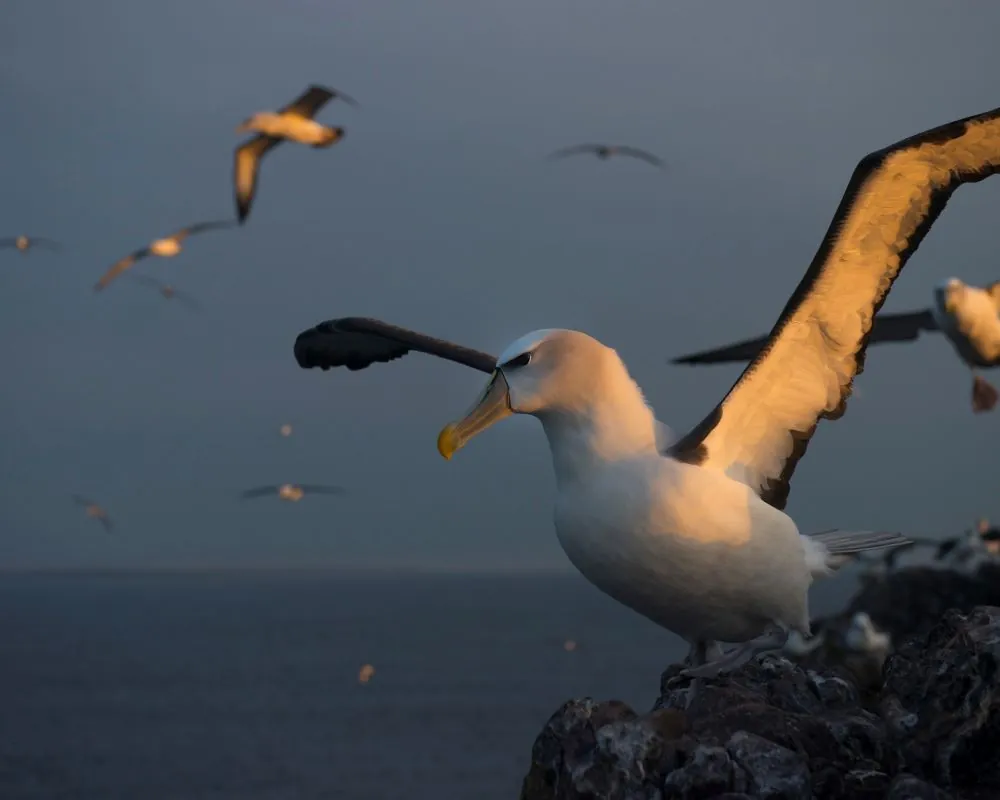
[503, 351, 532, 369]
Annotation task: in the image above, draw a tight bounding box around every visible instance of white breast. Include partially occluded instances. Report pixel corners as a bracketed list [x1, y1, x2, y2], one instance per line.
[553, 455, 813, 644]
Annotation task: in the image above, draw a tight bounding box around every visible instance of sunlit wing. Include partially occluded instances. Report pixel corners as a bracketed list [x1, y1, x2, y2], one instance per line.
[240, 486, 279, 499]
[233, 135, 282, 224]
[94, 247, 151, 291]
[294, 317, 498, 373]
[986, 280, 1000, 308]
[280, 85, 336, 118]
[669, 105, 1000, 510]
[615, 146, 666, 168]
[672, 309, 938, 365]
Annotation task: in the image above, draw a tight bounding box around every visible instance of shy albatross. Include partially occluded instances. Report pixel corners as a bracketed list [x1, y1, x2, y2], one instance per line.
[239, 483, 345, 503]
[673, 277, 1000, 412]
[548, 143, 665, 169]
[94, 220, 234, 291]
[233, 85, 353, 224]
[72, 494, 113, 533]
[1, 235, 61, 253]
[292, 104, 1000, 682]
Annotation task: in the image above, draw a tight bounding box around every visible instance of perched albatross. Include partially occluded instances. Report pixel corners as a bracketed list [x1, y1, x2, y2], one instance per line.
[672, 277, 1000, 413]
[240, 483, 345, 503]
[94, 220, 234, 291]
[72, 495, 113, 532]
[548, 143, 665, 169]
[233, 84, 353, 224]
[292, 104, 1000, 683]
[1, 235, 61, 253]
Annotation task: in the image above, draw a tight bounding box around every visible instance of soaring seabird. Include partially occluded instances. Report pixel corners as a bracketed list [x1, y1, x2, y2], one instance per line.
[124, 272, 201, 309]
[72, 494, 113, 532]
[239, 483, 345, 503]
[292, 105, 1000, 684]
[672, 278, 1000, 413]
[94, 220, 234, 291]
[547, 143, 665, 169]
[1, 235, 61, 253]
[233, 85, 353, 224]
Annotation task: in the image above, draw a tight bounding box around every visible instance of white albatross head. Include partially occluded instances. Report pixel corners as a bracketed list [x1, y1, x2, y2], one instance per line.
[437, 329, 659, 466]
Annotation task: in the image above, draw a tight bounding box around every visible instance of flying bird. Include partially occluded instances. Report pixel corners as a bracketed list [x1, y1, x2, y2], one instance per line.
[124, 272, 201, 309]
[1, 235, 61, 253]
[72, 495, 113, 532]
[292, 104, 1000, 693]
[94, 220, 234, 291]
[279, 424, 293, 437]
[547, 143, 664, 169]
[671, 278, 1000, 413]
[239, 483, 345, 503]
[233, 84, 354, 224]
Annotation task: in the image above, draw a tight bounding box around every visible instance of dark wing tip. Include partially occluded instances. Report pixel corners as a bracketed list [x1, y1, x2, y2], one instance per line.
[294, 318, 411, 371]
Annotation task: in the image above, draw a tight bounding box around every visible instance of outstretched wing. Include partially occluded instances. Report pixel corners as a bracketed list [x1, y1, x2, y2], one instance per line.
[240, 486, 279, 499]
[233, 135, 282, 224]
[0, 238, 17, 248]
[672, 309, 938, 365]
[669, 105, 1000, 510]
[94, 247, 152, 291]
[547, 144, 603, 161]
[280, 85, 336, 118]
[294, 317, 497, 373]
[615, 146, 666, 168]
[174, 220, 235, 240]
[71, 494, 94, 507]
[125, 274, 202, 310]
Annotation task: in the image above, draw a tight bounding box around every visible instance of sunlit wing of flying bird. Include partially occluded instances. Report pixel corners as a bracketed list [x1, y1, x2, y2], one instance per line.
[233, 84, 355, 224]
[239, 483, 346, 502]
[72, 494, 113, 532]
[94, 220, 234, 291]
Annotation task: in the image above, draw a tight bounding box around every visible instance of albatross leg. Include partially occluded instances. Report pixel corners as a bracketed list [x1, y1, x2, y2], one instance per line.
[972, 373, 998, 413]
[683, 640, 723, 709]
[680, 626, 790, 679]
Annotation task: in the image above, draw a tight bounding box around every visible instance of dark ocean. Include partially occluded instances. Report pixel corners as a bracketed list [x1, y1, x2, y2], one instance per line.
[0, 571, 855, 799]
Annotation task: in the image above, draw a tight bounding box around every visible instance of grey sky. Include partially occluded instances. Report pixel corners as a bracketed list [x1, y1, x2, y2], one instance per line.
[1, 0, 998, 569]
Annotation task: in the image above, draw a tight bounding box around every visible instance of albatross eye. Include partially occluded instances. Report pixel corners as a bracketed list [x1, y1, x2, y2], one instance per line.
[503, 351, 532, 369]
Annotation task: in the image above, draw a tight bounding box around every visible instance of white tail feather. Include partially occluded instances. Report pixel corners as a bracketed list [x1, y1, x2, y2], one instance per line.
[803, 529, 911, 576]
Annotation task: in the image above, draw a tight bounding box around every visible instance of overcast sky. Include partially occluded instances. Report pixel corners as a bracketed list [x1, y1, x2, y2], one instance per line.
[1, 0, 998, 570]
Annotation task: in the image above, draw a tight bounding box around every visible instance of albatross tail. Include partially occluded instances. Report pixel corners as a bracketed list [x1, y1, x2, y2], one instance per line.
[803, 529, 911, 575]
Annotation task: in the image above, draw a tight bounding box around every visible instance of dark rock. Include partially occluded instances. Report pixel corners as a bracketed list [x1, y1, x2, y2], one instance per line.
[881, 606, 1000, 792]
[521, 562, 1000, 799]
[886, 774, 955, 799]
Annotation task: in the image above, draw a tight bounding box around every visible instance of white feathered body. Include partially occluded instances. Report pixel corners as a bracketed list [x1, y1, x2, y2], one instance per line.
[242, 112, 333, 145]
[932, 281, 1000, 367]
[553, 450, 814, 644]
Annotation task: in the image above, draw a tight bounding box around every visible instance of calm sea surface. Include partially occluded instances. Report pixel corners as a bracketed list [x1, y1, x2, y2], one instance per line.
[0, 571, 854, 799]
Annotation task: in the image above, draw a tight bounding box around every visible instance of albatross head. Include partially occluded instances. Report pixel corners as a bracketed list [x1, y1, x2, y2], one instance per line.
[437, 329, 657, 462]
[935, 276, 968, 314]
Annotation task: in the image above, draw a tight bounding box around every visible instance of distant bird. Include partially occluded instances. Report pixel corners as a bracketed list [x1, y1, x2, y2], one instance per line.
[1, 235, 61, 253]
[123, 273, 201, 309]
[563, 639, 578, 653]
[233, 84, 354, 224]
[292, 103, 1000, 688]
[547, 143, 664, 169]
[671, 277, 1000, 413]
[239, 483, 345, 503]
[94, 220, 234, 291]
[358, 664, 375, 684]
[72, 495, 113, 532]
[279, 424, 293, 437]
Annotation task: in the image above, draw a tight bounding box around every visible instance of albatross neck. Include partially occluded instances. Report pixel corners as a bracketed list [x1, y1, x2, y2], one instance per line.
[536, 366, 659, 488]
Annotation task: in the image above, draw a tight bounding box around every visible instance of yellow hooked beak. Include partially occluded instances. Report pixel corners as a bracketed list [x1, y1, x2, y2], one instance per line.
[437, 370, 513, 460]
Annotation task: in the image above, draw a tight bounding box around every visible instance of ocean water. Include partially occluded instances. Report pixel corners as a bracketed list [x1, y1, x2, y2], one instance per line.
[0, 571, 855, 799]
